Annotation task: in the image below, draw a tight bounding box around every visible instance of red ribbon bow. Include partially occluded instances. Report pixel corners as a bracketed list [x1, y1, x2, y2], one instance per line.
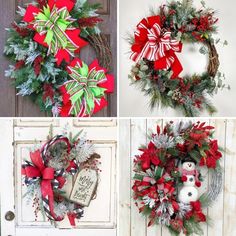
[23, 0, 88, 65]
[22, 149, 65, 221]
[131, 15, 183, 78]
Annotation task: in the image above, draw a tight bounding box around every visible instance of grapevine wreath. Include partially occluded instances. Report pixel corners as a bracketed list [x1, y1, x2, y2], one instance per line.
[128, 0, 229, 116]
[132, 121, 223, 235]
[4, 0, 114, 117]
[22, 129, 101, 227]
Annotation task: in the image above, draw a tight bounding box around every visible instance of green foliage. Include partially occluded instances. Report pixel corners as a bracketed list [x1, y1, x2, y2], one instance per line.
[129, 59, 219, 117]
[4, 0, 104, 116]
[71, 0, 102, 37]
[128, 0, 228, 117]
[184, 217, 204, 235]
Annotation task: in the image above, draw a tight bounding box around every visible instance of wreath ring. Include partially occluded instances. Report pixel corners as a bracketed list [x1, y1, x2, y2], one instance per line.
[22, 131, 101, 227]
[128, 0, 227, 117]
[87, 33, 112, 70]
[132, 121, 223, 235]
[4, 0, 114, 117]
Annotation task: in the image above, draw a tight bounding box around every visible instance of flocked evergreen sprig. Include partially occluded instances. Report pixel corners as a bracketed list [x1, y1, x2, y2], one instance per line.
[128, 0, 229, 117]
[4, 0, 113, 116]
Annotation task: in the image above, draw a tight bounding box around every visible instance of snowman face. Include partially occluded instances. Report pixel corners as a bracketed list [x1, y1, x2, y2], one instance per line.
[182, 161, 196, 171]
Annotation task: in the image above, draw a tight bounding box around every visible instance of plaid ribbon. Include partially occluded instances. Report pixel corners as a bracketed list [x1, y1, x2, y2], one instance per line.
[34, 5, 78, 55]
[64, 61, 107, 117]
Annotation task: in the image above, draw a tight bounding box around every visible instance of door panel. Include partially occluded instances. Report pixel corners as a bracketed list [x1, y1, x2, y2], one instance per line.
[0, 0, 117, 117]
[0, 119, 117, 235]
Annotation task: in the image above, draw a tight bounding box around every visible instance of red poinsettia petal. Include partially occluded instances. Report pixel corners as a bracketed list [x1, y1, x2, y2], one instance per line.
[55, 49, 70, 65]
[23, 5, 40, 22]
[93, 97, 108, 114]
[151, 156, 160, 166]
[33, 33, 48, 47]
[206, 157, 217, 168]
[148, 141, 156, 149]
[142, 160, 150, 171]
[65, 29, 88, 52]
[98, 74, 114, 93]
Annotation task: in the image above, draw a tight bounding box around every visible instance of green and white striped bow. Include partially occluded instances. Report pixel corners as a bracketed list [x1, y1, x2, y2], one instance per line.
[34, 5, 77, 55]
[65, 62, 107, 116]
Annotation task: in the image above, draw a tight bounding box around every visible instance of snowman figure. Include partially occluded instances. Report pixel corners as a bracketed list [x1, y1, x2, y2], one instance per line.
[178, 158, 201, 204]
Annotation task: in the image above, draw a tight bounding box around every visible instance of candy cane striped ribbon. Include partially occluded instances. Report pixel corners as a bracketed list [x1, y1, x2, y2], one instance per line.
[131, 22, 180, 70]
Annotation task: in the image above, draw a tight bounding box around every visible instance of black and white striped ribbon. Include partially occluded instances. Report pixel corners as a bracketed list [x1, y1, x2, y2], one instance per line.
[42, 195, 55, 220]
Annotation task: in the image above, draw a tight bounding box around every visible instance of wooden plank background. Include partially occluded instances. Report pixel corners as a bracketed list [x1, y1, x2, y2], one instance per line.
[119, 119, 236, 236]
[0, 118, 117, 236]
[0, 0, 117, 117]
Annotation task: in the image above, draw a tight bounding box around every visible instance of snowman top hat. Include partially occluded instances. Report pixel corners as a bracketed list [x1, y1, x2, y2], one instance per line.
[181, 156, 197, 165]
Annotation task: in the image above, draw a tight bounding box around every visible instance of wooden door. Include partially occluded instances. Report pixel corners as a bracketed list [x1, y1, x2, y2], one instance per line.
[0, 118, 117, 236]
[119, 119, 236, 236]
[0, 0, 117, 117]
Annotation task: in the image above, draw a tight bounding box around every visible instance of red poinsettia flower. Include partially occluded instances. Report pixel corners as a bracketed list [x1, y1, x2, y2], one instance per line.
[23, 0, 88, 65]
[186, 201, 206, 223]
[130, 15, 183, 78]
[186, 122, 214, 150]
[59, 59, 114, 117]
[139, 142, 160, 170]
[199, 139, 222, 168]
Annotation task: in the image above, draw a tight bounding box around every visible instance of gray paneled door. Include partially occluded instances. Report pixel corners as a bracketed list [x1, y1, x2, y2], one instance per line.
[0, 0, 117, 117]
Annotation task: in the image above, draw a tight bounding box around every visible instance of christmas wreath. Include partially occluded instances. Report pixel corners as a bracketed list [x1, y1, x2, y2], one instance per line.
[128, 0, 229, 116]
[132, 121, 223, 235]
[4, 0, 114, 117]
[22, 129, 101, 227]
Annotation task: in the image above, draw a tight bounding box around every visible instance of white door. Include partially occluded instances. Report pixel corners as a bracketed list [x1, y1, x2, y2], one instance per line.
[0, 119, 117, 236]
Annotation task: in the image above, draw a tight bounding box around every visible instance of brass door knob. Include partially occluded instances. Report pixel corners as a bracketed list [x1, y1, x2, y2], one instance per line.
[5, 211, 15, 221]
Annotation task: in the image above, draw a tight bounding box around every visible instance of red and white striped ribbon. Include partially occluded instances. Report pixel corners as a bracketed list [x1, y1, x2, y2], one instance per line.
[131, 22, 180, 70]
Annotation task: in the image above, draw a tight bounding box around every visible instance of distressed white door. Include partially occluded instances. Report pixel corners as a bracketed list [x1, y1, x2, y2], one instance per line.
[119, 119, 236, 236]
[0, 118, 117, 236]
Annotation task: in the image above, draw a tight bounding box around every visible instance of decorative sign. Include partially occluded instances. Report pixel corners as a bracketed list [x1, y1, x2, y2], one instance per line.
[70, 169, 98, 206]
